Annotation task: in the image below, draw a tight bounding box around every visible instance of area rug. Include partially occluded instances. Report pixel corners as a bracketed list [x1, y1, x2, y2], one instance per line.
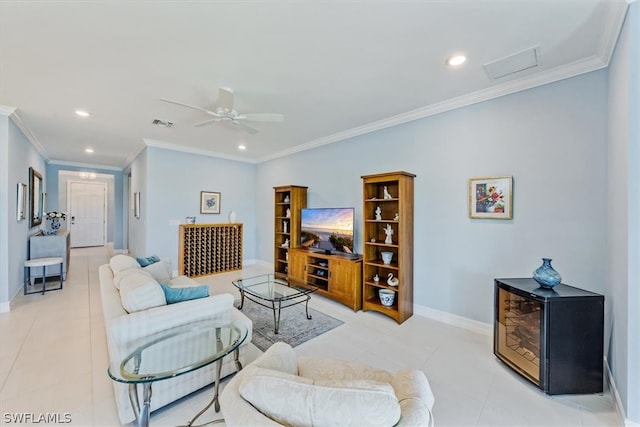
[236, 300, 344, 352]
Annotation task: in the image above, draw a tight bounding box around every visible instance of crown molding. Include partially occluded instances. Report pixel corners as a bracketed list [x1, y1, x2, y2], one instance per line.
[143, 139, 258, 164]
[48, 159, 123, 172]
[259, 55, 608, 164]
[0, 105, 16, 116]
[121, 142, 148, 170]
[2, 108, 50, 163]
[597, 0, 631, 65]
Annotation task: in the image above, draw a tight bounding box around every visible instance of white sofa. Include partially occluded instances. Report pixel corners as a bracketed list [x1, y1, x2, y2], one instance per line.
[99, 255, 254, 425]
[220, 342, 435, 427]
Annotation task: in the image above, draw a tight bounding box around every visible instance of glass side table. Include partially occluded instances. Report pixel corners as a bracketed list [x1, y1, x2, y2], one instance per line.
[108, 320, 247, 427]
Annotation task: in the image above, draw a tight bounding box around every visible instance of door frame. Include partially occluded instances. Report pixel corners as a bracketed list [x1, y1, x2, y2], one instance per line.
[66, 179, 108, 247]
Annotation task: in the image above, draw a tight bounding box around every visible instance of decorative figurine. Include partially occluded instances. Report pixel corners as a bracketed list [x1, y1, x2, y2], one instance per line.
[373, 274, 380, 282]
[383, 186, 392, 199]
[286, 208, 291, 218]
[283, 220, 288, 233]
[384, 224, 394, 244]
[375, 206, 382, 220]
[387, 273, 399, 287]
[284, 195, 290, 203]
[281, 238, 289, 248]
[394, 213, 399, 221]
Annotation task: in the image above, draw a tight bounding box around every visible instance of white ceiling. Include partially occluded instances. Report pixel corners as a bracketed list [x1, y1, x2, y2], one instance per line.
[0, 1, 629, 169]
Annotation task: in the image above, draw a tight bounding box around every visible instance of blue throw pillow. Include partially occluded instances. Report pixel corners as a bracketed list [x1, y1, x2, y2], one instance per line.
[136, 255, 161, 267]
[160, 284, 209, 304]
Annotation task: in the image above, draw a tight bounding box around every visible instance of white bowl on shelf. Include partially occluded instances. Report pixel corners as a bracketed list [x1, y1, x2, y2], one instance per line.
[380, 252, 394, 265]
[378, 289, 395, 307]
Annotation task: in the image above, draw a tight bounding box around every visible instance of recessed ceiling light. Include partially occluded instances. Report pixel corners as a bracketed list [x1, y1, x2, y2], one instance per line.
[75, 110, 91, 117]
[446, 55, 467, 67]
[238, 144, 247, 151]
[84, 148, 94, 154]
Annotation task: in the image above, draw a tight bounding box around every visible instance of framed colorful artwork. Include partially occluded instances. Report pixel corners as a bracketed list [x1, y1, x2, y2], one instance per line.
[200, 191, 221, 214]
[469, 176, 513, 219]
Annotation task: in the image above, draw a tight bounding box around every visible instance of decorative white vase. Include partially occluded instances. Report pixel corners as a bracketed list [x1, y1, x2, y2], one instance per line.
[229, 210, 237, 223]
[381, 251, 393, 265]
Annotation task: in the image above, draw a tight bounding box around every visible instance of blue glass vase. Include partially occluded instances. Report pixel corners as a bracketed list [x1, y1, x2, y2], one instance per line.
[533, 258, 562, 288]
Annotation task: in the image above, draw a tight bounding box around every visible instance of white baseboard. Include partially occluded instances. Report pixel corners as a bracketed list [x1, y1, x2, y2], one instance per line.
[0, 301, 10, 313]
[605, 357, 637, 426]
[413, 303, 493, 336]
[243, 259, 272, 268]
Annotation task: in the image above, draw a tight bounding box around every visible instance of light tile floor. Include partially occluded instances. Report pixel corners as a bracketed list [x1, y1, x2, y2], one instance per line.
[0, 247, 620, 426]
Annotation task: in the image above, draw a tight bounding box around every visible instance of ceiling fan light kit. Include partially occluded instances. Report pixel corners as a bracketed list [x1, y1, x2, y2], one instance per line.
[161, 87, 283, 134]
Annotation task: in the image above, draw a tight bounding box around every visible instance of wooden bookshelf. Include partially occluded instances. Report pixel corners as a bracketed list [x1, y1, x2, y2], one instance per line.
[273, 185, 307, 278]
[361, 171, 415, 323]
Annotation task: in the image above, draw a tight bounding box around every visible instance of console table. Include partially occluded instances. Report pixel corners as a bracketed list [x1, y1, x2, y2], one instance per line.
[29, 230, 70, 280]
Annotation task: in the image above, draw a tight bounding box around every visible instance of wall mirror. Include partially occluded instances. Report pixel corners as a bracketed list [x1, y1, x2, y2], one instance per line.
[29, 167, 43, 227]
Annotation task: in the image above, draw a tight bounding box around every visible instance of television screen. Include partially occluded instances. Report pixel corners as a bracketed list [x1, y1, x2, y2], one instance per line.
[300, 208, 354, 254]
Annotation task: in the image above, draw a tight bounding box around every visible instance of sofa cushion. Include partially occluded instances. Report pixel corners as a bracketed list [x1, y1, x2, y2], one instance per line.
[136, 255, 160, 267]
[239, 366, 401, 427]
[169, 275, 200, 288]
[113, 268, 152, 290]
[143, 260, 172, 283]
[119, 273, 166, 313]
[160, 284, 209, 304]
[110, 254, 141, 275]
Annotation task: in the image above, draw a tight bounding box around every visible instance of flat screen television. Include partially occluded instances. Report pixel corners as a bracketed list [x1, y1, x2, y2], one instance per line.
[300, 208, 354, 254]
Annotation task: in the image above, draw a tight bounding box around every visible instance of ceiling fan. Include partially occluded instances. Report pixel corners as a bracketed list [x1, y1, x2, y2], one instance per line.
[160, 87, 283, 134]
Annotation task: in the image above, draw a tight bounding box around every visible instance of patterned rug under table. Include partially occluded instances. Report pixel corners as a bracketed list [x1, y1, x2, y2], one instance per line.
[236, 300, 344, 352]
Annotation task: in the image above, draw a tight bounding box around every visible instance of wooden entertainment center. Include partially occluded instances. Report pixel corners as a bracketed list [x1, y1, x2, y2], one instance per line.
[288, 248, 362, 311]
[274, 172, 414, 321]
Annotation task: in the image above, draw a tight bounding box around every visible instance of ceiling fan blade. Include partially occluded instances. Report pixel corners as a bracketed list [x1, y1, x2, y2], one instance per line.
[218, 87, 234, 110]
[231, 120, 259, 134]
[193, 118, 220, 127]
[237, 113, 284, 122]
[160, 98, 213, 114]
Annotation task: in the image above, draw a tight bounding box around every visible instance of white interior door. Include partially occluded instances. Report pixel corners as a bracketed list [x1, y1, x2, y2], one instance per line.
[68, 181, 107, 248]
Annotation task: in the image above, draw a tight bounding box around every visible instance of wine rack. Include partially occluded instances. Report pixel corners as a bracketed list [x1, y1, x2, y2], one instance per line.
[178, 223, 243, 277]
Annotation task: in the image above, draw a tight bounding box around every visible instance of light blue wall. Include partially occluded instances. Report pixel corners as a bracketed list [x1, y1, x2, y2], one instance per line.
[0, 116, 47, 307]
[257, 70, 609, 326]
[46, 164, 124, 249]
[131, 146, 257, 269]
[607, 2, 639, 423]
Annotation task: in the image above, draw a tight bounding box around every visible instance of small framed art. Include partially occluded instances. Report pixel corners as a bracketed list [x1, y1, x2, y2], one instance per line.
[469, 176, 513, 219]
[200, 191, 221, 214]
[134, 192, 141, 219]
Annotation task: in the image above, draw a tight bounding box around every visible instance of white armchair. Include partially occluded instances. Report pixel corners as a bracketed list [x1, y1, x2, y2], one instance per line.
[220, 342, 435, 427]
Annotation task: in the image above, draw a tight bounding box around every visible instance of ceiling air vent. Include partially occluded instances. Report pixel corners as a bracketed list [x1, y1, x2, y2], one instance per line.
[152, 119, 174, 128]
[484, 46, 540, 80]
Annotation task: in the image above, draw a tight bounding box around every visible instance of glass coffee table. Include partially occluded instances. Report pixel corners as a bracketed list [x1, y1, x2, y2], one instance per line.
[108, 319, 247, 427]
[232, 274, 318, 334]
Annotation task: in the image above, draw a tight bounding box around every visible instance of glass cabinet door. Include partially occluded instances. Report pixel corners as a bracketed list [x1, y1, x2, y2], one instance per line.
[495, 287, 542, 385]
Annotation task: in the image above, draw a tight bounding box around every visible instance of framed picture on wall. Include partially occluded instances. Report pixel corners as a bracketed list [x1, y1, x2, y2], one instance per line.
[469, 176, 513, 219]
[134, 192, 140, 219]
[200, 191, 221, 214]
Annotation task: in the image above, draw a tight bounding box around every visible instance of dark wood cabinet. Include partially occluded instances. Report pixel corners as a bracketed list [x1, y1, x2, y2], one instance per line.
[494, 278, 604, 395]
